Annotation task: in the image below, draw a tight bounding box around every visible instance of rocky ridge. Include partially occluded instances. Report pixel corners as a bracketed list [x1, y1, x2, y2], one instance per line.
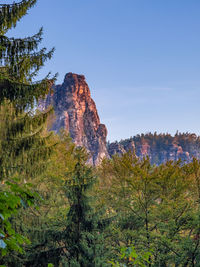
[108, 133, 200, 165]
[39, 73, 200, 166]
[39, 72, 109, 165]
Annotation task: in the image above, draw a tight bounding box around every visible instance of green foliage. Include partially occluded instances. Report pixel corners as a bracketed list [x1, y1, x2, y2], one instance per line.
[98, 152, 200, 266]
[4, 138, 110, 266]
[0, 0, 55, 261]
[0, 0, 37, 34]
[3, 133, 200, 266]
[0, 177, 37, 257]
[109, 246, 152, 267]
[0, 0, 56, 109]
[1, 5, 200, 267]
[61, 147, 109, 266]
[1, 133, 74, 266]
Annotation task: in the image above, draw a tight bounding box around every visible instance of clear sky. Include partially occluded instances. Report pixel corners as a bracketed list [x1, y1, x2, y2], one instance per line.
[6, 0, 200, 141]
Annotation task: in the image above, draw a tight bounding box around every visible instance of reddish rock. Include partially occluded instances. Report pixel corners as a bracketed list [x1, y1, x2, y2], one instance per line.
[39, 73, 109, 165]
[108, 133, 200, 165]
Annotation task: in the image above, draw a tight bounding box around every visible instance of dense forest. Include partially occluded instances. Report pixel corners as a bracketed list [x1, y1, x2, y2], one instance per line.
[1, 1, 200, 267]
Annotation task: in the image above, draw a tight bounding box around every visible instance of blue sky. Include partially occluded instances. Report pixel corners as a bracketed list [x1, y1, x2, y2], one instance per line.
[6, 0, 200, 141]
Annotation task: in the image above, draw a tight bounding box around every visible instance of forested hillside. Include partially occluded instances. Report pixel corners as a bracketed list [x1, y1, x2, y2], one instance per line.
[108, 132, 200, 165]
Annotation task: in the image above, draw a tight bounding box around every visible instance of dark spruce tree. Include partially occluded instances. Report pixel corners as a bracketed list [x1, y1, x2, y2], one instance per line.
[62, 147, 108, 267]
[0, 0, 55, 258]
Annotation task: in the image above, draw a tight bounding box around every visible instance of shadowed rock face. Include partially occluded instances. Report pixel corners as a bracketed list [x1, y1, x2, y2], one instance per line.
[39, 72, 109, 165]
[107, 133, 200, 165]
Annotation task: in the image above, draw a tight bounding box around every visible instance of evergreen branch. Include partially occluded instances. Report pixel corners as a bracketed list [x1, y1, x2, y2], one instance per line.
[10, 47, 55, 81]
[0, 0, 37, 34]
[0, 75, 53, 107]
[0, 28, 43, 66]
[0, 1, 29, 7]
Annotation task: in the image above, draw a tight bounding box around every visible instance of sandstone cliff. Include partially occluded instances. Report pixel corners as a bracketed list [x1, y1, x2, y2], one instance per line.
[108, 133, 200, 165]
[39, 74, 200, 166]
[39, 73, 109, 165]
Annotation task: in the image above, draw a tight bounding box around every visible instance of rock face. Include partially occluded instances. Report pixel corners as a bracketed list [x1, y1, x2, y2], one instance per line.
[108, 133, 200, 165]
[39, 73, 109, 165]
[39, 74, 200, 166]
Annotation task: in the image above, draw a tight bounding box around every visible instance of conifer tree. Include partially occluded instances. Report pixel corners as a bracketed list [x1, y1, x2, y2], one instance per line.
[0, 0, 55, 178]
[10, 145, 109, 267]
[0, 0, 55, 257]
[62, 147, 108, 267]
[4, 134, 76, 267]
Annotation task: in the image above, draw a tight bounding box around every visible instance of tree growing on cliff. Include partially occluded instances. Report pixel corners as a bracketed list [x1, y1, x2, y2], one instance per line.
[0, 0, 55, 257]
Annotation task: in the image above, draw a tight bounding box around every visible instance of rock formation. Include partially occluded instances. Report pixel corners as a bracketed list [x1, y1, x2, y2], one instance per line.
[108, 133, 200, 165]
[39, 74, 200, 166]
[39, 72, 109, 165]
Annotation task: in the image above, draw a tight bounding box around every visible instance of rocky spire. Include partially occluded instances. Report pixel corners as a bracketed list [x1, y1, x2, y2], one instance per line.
[39, 72, 109, 165]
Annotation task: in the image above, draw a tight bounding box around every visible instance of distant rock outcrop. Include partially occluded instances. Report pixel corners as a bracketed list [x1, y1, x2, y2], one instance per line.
[108, 133, 200, 165]
[39, 72, 109, 165]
